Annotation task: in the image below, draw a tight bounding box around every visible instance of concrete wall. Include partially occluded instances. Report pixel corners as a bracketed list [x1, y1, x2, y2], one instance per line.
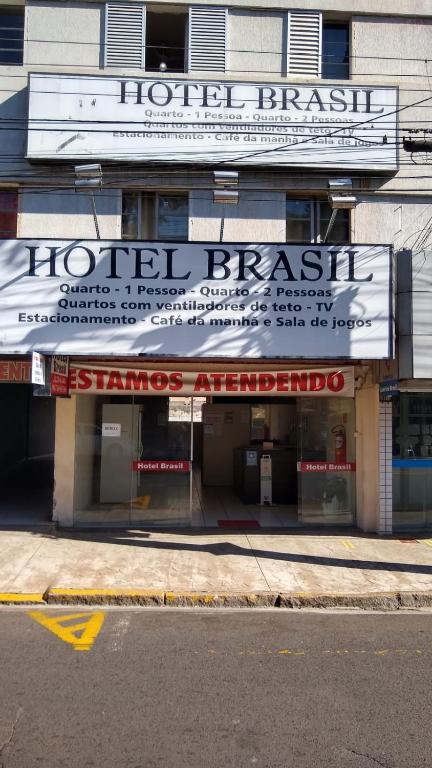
[228, 10, 284, 77]
[25, 1, 101, 68]
[352, 16, 432, 82]
[352, 16, 432, 194]
[53, 395, 76, 525]
[189, 191, 286, 242]
[22, 0, 432, 18]
[0, 1, 428, 197]
[19, 189, 121, 239]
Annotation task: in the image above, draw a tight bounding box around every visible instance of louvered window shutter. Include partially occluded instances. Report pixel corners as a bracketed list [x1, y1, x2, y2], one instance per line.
[287, 10, 322, 77]
[105, 2, 146, 68]
[188, 6, 227, 72]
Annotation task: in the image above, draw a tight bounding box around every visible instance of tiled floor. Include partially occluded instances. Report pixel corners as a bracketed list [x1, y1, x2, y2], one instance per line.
[192, 477, 300, 527]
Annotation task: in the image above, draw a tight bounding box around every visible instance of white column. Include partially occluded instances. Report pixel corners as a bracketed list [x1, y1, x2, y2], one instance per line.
[355, 381, 380, 532]
[53, 396, 77, 527]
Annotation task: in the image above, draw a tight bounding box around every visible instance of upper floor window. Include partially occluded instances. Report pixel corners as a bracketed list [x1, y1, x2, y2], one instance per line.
[0, 190, 18, 237]
[122, 192, 189, 240]
[146, 7, 187, 72]
[286, 198, 349, 244]
[0, 10, 24, 65]
[322, 23, 349, 79]
[105, 3, 226, 73]
[286, 12, 349, 79]
[105, 4, 349, 79]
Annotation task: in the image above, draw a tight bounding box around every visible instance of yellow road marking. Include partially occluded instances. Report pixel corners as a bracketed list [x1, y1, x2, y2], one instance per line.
[0, 593, 45, 604]
[28, 610, 105, 651]
[342, 540, 355, 550]
[420, 539, 432, 548]
[206, 647, 427, 658]
[48, 588, 162, 597]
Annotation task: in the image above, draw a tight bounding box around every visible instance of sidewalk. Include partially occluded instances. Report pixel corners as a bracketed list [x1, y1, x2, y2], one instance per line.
[1, 527, 432, 608]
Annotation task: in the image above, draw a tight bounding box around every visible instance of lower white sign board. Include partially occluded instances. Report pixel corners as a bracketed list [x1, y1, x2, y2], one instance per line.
[0, 239, 392, 359]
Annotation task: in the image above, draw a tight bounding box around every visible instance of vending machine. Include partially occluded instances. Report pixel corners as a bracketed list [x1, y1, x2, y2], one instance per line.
[99, 404, 143, 503]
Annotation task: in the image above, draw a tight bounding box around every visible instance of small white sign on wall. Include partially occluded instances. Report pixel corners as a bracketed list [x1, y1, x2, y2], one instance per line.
[31, 352, 46, 385]
[102, 422, 121, 437]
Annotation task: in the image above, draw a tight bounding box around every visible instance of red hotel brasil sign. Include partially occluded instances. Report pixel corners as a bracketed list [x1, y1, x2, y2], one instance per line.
[133, 460, 190, 472]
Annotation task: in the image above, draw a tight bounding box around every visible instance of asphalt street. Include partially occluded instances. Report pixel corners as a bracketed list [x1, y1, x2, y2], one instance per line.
[0, 608, 431, 768]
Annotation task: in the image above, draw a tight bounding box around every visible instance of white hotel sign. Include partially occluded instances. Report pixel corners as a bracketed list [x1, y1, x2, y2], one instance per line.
[0, 240, 392, 359]
[27, 74, 398, 169]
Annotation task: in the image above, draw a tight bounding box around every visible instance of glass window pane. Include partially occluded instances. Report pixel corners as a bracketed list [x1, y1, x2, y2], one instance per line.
[157, 195, 188, 240]
[0, 13, 24, 65]
[0, 190, 17, 237]
[319, 201, 349, 243]
[392, 394, 432, 530]
[145, 11, 186, 72]
[396, 394, 432, 460]
[121, 192, 140, 240]
[297, 398, 356, 525]
[0, 190, 18, 211]
[286, 199, 312, 242]
[322, 24, 349, 79]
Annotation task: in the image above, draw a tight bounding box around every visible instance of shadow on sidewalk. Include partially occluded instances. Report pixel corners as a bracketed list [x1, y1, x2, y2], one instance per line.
[21, 527, 432, 577]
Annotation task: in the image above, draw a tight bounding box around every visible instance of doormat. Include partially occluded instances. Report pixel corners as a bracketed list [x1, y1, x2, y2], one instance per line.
[218, 520, 260, 528]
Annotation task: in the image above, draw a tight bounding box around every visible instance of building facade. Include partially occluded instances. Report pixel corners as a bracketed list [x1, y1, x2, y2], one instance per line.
[0, 0, 430, 532]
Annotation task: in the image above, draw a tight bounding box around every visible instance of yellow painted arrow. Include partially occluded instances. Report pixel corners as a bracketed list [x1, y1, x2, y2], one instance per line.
[28, 611, 105, 651]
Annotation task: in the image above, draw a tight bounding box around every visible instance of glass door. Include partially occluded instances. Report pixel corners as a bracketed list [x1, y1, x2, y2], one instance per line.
[74, 395, 192, 526]
[131, 397, 191, 525]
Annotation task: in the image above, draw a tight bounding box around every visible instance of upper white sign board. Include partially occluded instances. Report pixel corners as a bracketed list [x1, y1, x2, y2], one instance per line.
[0, 239, 392, 359]
[27, 74, 398, 170]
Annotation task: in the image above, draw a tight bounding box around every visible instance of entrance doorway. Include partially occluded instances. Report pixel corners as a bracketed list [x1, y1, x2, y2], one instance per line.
[73, 394, 356, 528]
[195, 400, 298, 526]
[0, 385, 55, 525]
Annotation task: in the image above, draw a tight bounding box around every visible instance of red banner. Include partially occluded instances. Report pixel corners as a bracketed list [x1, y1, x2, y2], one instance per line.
[297, 462, 356, 472]
[133, 460, 190, 472]
[69, 365, 355, 398]
[0, 360, 31, 383]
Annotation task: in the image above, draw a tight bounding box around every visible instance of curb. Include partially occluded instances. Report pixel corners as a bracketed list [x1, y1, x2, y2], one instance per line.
[278, 592, 401, 610]
[0, 593, 45, 604]
[1, 589, 432, 609]
[46, 588, 165, 606]
[165, 591, 278, 607]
